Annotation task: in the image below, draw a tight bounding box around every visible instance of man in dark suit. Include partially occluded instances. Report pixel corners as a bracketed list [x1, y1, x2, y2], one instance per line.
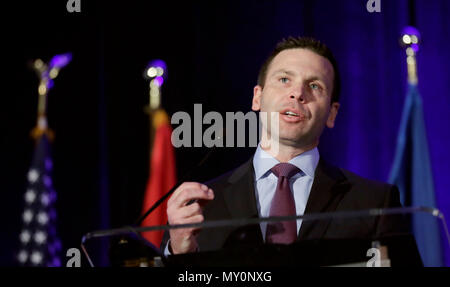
[164, 36, 405, 256]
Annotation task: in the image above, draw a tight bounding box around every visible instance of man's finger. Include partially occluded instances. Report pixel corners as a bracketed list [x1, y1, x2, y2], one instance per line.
[171, 187, 214, 208]
[175, 202, 202, 219]
[171, 182, 209, 200]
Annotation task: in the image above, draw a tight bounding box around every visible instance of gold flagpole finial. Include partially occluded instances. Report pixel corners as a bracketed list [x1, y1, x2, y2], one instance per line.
[144, 59, 167, 113]
[400, 26, 421, 85]
[143, 60, 168, 162]
[30, 53, 72, 140]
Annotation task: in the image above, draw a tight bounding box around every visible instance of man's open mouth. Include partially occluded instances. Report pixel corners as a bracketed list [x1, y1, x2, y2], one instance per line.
[279, 109, 305, 123]
[283, 111, 299, 117]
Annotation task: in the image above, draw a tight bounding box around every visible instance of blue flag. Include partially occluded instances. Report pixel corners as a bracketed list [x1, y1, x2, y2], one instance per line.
[389, 84, 443, 266]
[17, 134, 62, 266]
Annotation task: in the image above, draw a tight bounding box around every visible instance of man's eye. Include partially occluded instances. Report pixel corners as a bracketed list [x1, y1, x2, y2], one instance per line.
[279, 77, 289, 84]
[310, 83, 321, 90]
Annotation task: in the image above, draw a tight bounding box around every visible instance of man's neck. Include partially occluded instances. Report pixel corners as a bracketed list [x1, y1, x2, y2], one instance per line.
[260, 139, 318, 162]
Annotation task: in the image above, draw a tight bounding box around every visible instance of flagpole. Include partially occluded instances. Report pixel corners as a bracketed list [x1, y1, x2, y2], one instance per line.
[400, 26, 420, 85]
[391, 27, 445, 266]
[30, 58, 54, 141]
[144, 60, 167, 160]
[29, 53, 72, 141]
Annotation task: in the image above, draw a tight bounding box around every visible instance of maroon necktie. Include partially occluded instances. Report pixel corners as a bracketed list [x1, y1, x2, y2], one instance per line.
[266, 163, 300, 244]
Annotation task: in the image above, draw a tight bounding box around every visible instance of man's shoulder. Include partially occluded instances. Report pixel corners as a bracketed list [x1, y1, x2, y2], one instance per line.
[339, 167, 394, 190]
[318, 159, 398, 196]
[319, 160, 401, 208]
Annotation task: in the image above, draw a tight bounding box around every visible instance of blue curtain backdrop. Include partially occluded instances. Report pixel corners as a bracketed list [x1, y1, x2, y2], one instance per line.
[2, 0, 450, 266]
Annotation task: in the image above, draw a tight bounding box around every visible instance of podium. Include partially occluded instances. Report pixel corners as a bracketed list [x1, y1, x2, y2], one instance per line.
[166, 235, 422, 267]
[81, 207, 449, 267]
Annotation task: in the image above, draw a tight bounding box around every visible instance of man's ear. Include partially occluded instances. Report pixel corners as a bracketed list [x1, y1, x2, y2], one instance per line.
[252, 85, 262, 111]
[326, 102, 340, 128]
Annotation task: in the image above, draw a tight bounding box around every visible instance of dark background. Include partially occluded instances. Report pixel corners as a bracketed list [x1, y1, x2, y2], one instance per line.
[1, 0, 449, 266]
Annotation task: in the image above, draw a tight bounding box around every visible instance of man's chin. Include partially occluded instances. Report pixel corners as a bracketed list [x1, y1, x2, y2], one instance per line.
[278, 135, 316, 148]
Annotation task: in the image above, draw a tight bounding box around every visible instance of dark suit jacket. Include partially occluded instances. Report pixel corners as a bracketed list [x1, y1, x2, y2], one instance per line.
[163, 157, 405, 253]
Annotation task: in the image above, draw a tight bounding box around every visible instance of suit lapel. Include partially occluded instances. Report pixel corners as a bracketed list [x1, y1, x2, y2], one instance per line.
[221, 158, 263, 242]
[223, 158, 259, 219]
[297, 158, 350, 240]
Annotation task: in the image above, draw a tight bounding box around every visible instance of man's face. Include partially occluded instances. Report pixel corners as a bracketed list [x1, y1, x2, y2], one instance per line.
[252, 48, 340, 149]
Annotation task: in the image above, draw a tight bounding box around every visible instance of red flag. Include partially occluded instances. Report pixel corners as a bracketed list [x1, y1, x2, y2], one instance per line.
[141, 109, 176, 247]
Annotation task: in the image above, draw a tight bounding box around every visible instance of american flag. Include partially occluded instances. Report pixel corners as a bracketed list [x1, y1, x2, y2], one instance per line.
[17, 133, 62, 266]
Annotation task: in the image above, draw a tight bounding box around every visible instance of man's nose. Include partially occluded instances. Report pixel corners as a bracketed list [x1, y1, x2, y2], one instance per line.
[289, 84, 306, 103]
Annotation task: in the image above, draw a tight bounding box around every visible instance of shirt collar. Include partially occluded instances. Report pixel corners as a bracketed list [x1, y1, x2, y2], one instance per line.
[253, 144, 320, 180]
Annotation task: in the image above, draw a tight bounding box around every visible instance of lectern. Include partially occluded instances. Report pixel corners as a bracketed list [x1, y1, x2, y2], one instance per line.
[81, 207, 448, 267]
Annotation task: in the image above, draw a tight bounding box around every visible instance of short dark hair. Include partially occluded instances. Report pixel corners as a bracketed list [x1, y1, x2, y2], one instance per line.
[257, 36, 341, 103]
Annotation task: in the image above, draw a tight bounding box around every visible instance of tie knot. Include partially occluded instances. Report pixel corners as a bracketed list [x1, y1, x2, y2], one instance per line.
[271, 163, 300, 179]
